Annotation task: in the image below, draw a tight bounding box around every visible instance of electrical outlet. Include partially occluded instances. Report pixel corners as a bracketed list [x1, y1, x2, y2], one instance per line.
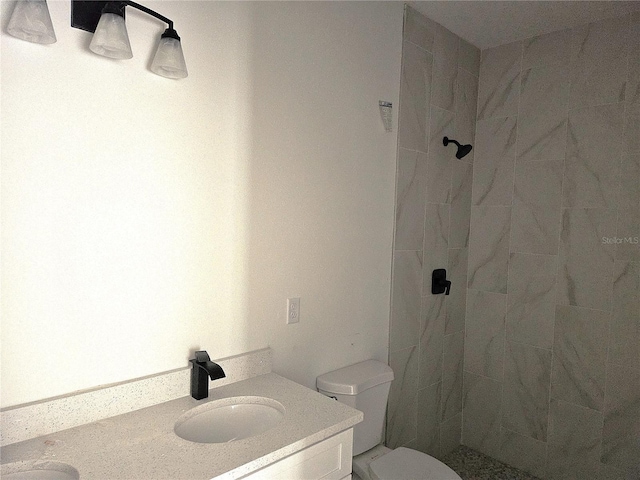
[287, 297, 300, 324]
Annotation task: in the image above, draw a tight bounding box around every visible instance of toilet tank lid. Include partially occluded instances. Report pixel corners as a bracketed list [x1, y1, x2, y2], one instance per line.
[316, 360, 394, 395]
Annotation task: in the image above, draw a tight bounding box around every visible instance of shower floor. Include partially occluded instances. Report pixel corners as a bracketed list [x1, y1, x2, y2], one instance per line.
[442, 445, 541, 480]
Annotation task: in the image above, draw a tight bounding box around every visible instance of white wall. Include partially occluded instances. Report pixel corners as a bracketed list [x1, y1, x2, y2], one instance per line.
[0, 1, 403, 407]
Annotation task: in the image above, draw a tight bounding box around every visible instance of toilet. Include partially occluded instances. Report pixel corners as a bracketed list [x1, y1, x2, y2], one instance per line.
[317, 360, 462, 480]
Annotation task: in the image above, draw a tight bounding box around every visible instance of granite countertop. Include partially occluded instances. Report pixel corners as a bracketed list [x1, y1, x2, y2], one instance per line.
[1, 373, 363, 480]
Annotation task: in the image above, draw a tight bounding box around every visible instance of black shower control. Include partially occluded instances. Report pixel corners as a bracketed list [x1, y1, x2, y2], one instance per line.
[432, 269, 451, 295]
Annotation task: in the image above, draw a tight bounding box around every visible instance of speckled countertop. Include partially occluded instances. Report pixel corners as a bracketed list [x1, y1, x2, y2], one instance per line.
[1, 373, 363, 480]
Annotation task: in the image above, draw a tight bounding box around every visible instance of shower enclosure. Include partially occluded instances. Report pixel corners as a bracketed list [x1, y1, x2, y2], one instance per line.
[388, 6, 639, 479]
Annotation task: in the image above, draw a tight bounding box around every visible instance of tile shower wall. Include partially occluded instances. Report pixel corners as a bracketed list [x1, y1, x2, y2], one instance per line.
[463, 12, 640, 480]
[386, 6, 478, 459]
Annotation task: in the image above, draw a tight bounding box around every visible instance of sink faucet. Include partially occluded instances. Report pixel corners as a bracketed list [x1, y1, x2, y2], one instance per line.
[190, 350, 226, 400]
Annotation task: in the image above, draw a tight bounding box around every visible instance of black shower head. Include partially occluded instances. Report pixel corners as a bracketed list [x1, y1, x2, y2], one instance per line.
[443, 136, 473, 159]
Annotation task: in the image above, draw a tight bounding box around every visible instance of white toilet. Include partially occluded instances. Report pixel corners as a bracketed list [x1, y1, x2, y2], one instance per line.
[317, 360, 462, 480]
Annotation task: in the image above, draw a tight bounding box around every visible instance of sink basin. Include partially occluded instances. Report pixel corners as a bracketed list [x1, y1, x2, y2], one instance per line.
[174, 396, 285, 443]
[1, 461, 79, 480]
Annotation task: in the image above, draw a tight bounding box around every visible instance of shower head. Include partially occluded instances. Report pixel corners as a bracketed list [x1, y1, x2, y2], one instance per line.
[443, 137, 473, 159]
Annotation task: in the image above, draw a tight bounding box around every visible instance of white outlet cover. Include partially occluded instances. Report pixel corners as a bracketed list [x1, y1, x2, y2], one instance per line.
[287, 297, 300, 324]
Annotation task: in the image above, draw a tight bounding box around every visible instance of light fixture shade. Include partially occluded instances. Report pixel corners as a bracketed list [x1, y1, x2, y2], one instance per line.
[151, 36, 188, 79]
[7, 0, 56, 44]
[89, 12, 132, 59]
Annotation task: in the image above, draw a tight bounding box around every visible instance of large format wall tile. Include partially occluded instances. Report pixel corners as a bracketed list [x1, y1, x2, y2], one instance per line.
[449, 161, 473, 249]
[417, 381, 441, 457]
[440, 413, 462, 458]
[465, 290, 506, 381]
[629, 13, 640, 107]
[394, 7, 475, 462]
[455, 68, 478, 163]
[419, 294, 445, 389]
[547, 399, 604, 480]
[426, 106, 455, 203]
[458, 38, 480, 77]
[522, 28, 571, 70]
[569, 16, 630, 110]
[511, 159, 563, 254]
[616, 153, 640, 262]
[599, 465, 629, 480]
[387, 346, 419, 448]
[441, 331, 464, 421]
[498, 428, 548, 479]
[431, 24, 459, 112]
[517, 64, 569, 163]
[601, 365, 640, 472]
[403, 5, 436, 53]
[506, 253, 557, 349]
[398, 41, 433, 153]
[551, 305, 609, 411]
[463, 372, 503, 458]
[445, 247, 468, 335]
[422, 203, 450, 293]
[608, 261, 640, 369]
[556, 208, 616, 311]
[477, 41, 522, 120]
[626, 101, 640, 154]
[615, 205, 640, 262]
[472, 116, 517, 206]
[394, 149, 428, 251]
[464, 12, 639, 478]
[390, 251, 422, 353]
[502, 341, 551, 441]
[468, 206, 511, 293]
[563, 103, 625, 209]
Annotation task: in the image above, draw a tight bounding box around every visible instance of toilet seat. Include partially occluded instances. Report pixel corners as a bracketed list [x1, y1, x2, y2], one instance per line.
[368, 447, 461, 480]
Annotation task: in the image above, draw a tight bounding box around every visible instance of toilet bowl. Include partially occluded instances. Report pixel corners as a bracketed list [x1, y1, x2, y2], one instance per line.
[317, 360, 461, 480]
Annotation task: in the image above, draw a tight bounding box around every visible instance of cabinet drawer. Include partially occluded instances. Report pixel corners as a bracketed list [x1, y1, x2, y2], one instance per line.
[242, 429, 353, 480]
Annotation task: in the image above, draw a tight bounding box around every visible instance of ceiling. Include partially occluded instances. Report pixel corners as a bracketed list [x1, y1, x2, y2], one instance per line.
[410, 1, 640, 50]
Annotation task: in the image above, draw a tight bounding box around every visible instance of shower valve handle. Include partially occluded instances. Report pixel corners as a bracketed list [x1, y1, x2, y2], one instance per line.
[432, 269, 451, 295]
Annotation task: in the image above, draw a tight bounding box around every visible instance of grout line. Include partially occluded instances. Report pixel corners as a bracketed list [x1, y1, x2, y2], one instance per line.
[440, 36, 462, 455]
[495, 36, 524, 464]
[597, 13, 634, 468]
[460, 368, 502, 385]
[546, 20, 577, 471]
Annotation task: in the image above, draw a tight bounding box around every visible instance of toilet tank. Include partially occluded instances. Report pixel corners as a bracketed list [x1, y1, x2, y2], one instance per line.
[316, 360, 394, 456]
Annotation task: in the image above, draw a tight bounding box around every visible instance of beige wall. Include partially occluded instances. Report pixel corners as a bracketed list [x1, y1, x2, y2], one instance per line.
[464, 12, 640, 479]
[0, 1, 403, 408]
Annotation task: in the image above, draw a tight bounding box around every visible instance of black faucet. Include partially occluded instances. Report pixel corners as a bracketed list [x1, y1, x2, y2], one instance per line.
[190, 350, 226, 400]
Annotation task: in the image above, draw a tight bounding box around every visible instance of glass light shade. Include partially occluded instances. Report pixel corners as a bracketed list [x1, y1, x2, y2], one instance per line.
[89, 13, 132, 59]
[7, 0, 56, 44]
[151, 37, 188, 79]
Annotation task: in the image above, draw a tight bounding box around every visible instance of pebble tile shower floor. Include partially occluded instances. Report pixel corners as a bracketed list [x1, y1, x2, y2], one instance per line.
[442, 445, 541, 480]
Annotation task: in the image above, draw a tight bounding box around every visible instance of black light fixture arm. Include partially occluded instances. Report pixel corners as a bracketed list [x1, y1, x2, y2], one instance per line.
[121, 1, 174, 31]
[72, 1, 181, 38]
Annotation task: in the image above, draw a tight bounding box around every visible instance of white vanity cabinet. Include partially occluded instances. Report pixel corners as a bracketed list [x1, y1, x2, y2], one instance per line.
[239, 428, 353, 480]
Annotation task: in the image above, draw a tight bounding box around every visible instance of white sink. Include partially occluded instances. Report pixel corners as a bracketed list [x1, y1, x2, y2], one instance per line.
[1, 461, 79, 480]
[174, 396, 285, 443]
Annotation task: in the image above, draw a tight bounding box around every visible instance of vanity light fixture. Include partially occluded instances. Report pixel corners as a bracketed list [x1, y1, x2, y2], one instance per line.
[7, 0, 57, 44]
[7, 0, 188, 78]
[72, 0, 188, 79]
